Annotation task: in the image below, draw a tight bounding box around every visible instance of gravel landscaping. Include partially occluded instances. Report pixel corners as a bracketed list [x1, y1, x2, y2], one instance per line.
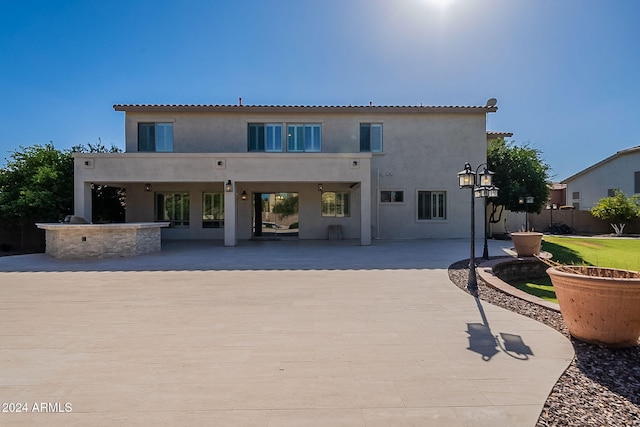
[448, 259, 640, 427]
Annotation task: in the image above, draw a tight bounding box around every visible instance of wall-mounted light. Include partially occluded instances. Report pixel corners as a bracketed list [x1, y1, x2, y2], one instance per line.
[318, 183, 323, 192]
[144, 183, 152, 192]
[241, 191, 247, 201]
[225, 180, 233, 192]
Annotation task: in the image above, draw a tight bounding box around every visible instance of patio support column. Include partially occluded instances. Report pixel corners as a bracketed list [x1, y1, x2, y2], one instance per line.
[74, 181, 92, 222]
[224, 185, 237, 247]
[360, 178, 372, 246]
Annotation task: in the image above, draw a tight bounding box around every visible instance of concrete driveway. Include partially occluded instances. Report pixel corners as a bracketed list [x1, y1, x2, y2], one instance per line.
[0, 239, 573, 426]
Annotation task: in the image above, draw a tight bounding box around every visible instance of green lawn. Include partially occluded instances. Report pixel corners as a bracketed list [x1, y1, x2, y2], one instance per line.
[504, 236, 640, 304]
[509, 277, 557, 303]
[542, 236, 640, 271]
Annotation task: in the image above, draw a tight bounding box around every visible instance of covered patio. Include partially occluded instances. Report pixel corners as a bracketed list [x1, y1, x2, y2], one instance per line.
[74, 152, 372, 246]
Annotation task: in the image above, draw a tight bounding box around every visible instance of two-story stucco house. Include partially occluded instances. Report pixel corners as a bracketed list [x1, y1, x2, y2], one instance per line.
[562, 145, 640, 210]
[73, 101, 498, 246]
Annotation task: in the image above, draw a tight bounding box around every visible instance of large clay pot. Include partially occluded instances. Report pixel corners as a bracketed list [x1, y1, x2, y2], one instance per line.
[510, 232, 543, 257]
[547, 266, 640, 348]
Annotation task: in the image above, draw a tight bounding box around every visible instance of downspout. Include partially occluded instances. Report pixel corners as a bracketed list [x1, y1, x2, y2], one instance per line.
[376, 168, 380, 239]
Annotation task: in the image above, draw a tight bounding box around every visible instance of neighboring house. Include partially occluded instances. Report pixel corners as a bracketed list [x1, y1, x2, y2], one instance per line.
[486, 131, 513, 140]
[547, 182, 567, 208]
[562, 146, 640, 210]
[73, 101, 498, 246]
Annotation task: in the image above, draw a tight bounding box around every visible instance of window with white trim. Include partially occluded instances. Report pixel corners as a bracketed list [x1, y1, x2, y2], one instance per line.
[287, 124, 321, 152]
[139, 123, 173, 152]
[248, 123, 282, 152]
[418, 191, 447, 220]
[360, 123, 383, 152]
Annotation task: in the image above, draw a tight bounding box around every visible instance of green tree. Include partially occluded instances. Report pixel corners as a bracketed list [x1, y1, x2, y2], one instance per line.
[590, 190, 640, 235]
[0, 141, 125, 250]
[0, 143, 74, 224]
[487, 138, 551, 228]
[0, 143, 73, 248]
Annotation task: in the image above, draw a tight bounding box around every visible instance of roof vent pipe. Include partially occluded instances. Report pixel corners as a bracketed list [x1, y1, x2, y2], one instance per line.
[238, 97, 242, 106]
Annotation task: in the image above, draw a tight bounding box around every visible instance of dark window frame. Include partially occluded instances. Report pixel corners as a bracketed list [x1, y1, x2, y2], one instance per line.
[360, 123, 383, 152]
[155, 191, 190, 227]
[380, 190, 404, 203]
[417, 190, 447, 220]
[138, 122, 173, 152]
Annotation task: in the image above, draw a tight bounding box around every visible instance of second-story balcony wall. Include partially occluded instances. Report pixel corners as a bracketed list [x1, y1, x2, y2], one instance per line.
[75, 152, 371, 184]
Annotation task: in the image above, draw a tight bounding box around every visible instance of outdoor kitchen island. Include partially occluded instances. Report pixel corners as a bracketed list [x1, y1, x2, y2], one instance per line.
[36, 222, 170, 259]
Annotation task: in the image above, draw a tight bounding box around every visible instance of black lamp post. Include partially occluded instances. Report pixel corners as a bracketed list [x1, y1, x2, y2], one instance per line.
[458, 162, 495, 294]
[526, 196, 534, 230]
[475, 185, 499, 259]
[548, 203, 557, 229]
[519, 195, 534, 231]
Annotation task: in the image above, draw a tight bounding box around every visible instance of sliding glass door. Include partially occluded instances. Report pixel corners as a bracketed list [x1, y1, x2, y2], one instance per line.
[252, 192, 299, 239]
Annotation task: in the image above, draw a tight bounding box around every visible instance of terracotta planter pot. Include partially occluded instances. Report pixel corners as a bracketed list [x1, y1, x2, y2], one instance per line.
[510, 232, 543, 257]
[547, 266, 640, 348]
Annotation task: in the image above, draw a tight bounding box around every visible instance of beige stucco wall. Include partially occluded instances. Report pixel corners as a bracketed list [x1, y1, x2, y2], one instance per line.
[75, 153, 369, 183]
[76, 106, 492, 243]
[369, 113, 487, 239]
[124, 111, 391, 154]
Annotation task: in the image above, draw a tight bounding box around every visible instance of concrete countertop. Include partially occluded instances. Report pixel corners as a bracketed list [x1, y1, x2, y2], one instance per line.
[36, 222, 170, 230]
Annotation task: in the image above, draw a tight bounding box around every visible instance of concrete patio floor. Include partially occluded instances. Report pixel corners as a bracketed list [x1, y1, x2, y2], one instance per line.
[0, 239, 573, 426]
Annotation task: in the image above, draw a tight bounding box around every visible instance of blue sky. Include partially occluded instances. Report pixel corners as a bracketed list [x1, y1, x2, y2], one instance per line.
[1, 0, 639, 180]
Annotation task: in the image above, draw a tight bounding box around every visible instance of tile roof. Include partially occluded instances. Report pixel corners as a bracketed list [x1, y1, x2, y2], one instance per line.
[486, 131, 513, 138]
[113, 104, 498, 113]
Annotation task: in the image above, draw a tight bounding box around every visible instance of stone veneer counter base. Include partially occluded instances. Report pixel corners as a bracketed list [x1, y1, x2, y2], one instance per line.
[36, 222, 170, 259]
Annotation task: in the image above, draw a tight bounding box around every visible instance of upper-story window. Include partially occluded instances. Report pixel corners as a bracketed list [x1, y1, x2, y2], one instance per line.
[248, 123, 321, 152]
[138, 123, 173, 152]
[248, 123, 282, 152]
[360, 123, 383, 152]
[287, 124, 321, 152]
